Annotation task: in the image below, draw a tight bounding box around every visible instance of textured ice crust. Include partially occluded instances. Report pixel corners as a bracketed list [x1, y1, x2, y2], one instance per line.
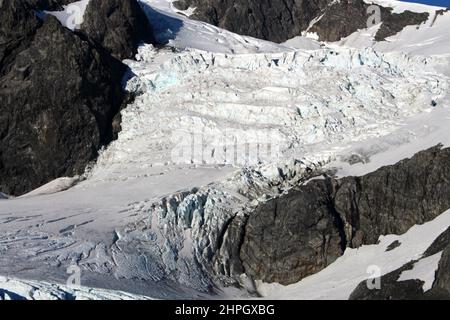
[110, 44, 447, 175]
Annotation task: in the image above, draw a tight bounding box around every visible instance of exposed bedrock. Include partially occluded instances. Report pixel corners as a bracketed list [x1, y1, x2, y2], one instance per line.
[80, 0, 156, 60]
[174, 0, 429, 42]
[212, 145, 450, 285]
[333, 145, 450, 246]
[239, 181, 345, 285]
[0, 0, 154, 195]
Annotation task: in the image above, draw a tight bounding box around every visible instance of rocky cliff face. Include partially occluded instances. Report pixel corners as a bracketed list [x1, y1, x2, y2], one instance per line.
[0, 0, 154, 195]
[81, 0, 155, 60]
[174, 0, 429, 42]
[334, 145, 450, 247]
[239, 181, 345, 285]
[213, 145, 450, 285]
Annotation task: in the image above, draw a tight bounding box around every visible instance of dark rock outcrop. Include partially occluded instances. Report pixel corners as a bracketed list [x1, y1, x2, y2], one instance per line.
[80, 0, 156, 60]
[349, 228, 450, 300]
[174, 0, 429, 42]
[0, 0, 154, 195]
[433, 246, 450, 298]
[214, 145, 450, 285]
[239, 181, 344, 285]
[0, 1, 41, 77]
[0, 15, 125, 196]
[308, 1, 429, 42]
[374, 9, 429, 41]
[334, 145, 450, 246]
[25, 0, 75, 11]
[307, 0, 369, 42]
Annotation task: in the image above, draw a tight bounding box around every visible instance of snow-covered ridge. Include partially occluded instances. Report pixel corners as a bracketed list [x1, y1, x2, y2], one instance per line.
[397, 251, 443, 292]
[19, 177, 80, 199]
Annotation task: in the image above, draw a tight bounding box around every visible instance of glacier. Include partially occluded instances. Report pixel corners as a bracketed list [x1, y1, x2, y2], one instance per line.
[1, 0, 450, 300]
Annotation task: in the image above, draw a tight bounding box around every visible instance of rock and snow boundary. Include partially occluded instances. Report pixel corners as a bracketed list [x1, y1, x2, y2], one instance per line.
[1, 209, 449, 300]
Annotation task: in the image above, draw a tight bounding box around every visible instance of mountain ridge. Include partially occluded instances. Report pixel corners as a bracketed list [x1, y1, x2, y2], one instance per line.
[173, 0, 432, 42]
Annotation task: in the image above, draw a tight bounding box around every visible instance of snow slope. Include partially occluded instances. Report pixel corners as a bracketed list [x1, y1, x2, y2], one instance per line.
[338, 2, 450, 56]
[44, 0, 90, 30]
[139, 0, 321, 53]
[397, 251, 443, 292]
[364, 0, 445, 13]
[329, 105, 450, 178]
[1, 0, 450, 300]
[19, 177, 81, 199]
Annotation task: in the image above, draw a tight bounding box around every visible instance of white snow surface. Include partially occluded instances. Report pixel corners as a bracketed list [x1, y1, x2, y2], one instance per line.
[329, 102, 450, 178]
[364, 0, 446, 14]
[19, 177, 81, 199]
[398, 251, 443, 292]
[1, 0, 450, 299]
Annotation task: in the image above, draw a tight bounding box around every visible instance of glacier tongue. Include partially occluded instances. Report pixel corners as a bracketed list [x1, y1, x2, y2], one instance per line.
[80, 43, 449, 294]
